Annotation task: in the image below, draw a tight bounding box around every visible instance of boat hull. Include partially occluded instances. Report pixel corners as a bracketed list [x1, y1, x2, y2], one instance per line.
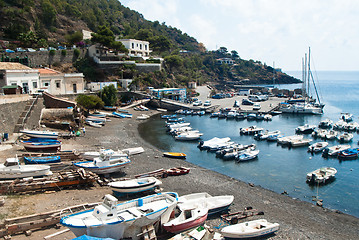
[221, 219, 280, 239]
[163, 152, 187, 159]
[163, 212, 208, 234]
[74, 161, 130, 174]
[24, 156, 61, 164]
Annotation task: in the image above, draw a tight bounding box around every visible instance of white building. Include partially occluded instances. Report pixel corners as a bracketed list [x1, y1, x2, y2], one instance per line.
[118, 39, 151, 57]
[0, 62, 39, 94]
[216, 58, 234, 65]
[119, 79, 133, 90]
[87, 82, 117, 92]
[82, 30, 93, 40]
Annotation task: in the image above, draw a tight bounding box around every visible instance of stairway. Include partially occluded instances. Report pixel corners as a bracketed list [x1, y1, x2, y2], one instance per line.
[13, 95, 40, 133]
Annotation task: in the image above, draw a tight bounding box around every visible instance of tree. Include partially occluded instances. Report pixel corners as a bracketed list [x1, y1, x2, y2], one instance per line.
[99, 84, 118, 106]
[110, 41, 128, 54]
[164, 55, 183, 70]
[150, 35, 172, 52]
[65, 31, 83, 45]
[76, 94, 104, 110]
[18, 31, 38, 47]
[231, 50, 239, 59]
[91, 25, 115, 48]
[219, 47, 228, 54]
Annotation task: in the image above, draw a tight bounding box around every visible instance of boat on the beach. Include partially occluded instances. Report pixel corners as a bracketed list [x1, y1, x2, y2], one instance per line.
[163, 152, 187, 159]
[108, 177, 162, 195]
[112, 112, 132, 118]
[178, 192, 234, 215]
[122, 147, 144, 156]
[323, 144, 351, 157]
[220, 219, 280, 239]
[85, 121, 103, 128]
[103, 105, 117, 111]
[24, 155, 61, 164]
[306, 167, 337, 184]
[60, 192, 178, 240]
[81, 149, 127, 160]
[0, 157, 52, 179]
[74, 149, 131, 174]
[136, 114, 150, 120]
[20, 129, 59, 139]
[308, 142, 328, 153]
[166, 167, 190, 176]
[21, 138, 62, 151]
[162, 206, 208, 234]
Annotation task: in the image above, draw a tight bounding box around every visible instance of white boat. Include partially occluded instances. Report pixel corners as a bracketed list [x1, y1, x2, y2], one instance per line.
[318, 118, 333, 128]
[308, 142, 328, 153]
[81, 149, 127, 160]
[263, 114, 272, 121]
[74, 149, 131, 174]
[167, 122, 191, 130]
[198, 137, 231, 150]
[20, 129, 59, 139]
[108, 177, 162, 195]
[122, 147, 144, 156]
[280, 102, 322, 115]
[295, 124, 316, 134]
[136, 114, 150, 120]
[324, 130, 338, 140]
[337, 132, 353, 142]
[162, 205, 208, 234]
[277, 135, 303, 145]
[178, 192, 234, 215]
[333, 120, 348, 130]
[340, 112, 353, 122]
[325, 144, 351, 156]
[0, 157, 52, 179]
[236, 149, 259, 162]
[306, 167, 337, 184]
[344, 122, 359, 132]
[239, 126, 264, 135]
[255, 130, 280, 141]
[60, 192, 178, 240]
[85, 121, 102, 128]
[175, 132, 203, 141]
[220, 219, 280, 239]
[290, 138, 311, 147]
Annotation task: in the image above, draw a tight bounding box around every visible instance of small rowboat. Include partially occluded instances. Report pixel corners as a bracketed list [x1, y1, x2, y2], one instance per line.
[20, 129, 59, 139]
[108, 177, 162, 195]
[21, 138, 61, 151]
[220, 219, 280, 239]
[163, 152, 187, 159]
[166, 167, 190, 176]
[24, 155, 61, 164]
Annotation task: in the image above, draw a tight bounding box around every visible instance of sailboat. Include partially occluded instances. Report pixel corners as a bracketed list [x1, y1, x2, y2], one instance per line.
[280, 48, 324, 115]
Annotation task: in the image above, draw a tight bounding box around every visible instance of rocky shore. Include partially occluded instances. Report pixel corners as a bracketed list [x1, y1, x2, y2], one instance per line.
[2, 108, 359, 240]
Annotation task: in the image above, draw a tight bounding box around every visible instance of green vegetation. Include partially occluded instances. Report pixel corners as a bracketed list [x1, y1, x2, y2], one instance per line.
[76, 94, 104, 110]
[99, 84, 118, 106]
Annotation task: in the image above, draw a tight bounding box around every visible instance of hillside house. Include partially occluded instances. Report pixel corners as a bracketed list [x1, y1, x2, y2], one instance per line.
[118, 39, 151, 57]
[216, 58, 234, 65]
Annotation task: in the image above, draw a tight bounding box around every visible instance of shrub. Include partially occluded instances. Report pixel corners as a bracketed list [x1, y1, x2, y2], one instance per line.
[73, 48, 80, 57]
[49, 49, 55, 56]
[61, 49, 66, 56]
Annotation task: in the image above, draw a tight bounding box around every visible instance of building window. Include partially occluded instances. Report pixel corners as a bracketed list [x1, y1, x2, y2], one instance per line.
[33, 82, 37, 88]
[132, 43, 134, 49]
[56, 82, 60, 88]
[44, 82, 49, 87]
[145, 45, 147, 50]
[140, 44, 142, 50]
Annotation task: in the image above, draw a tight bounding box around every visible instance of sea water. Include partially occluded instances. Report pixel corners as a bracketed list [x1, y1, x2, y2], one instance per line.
[139, 71, 359, 218]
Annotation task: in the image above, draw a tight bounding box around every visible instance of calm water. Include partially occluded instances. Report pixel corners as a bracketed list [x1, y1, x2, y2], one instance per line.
[139, 71, 359, 218]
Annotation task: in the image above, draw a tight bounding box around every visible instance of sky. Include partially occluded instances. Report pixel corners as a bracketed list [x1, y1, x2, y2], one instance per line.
[120, 0, 359, 71]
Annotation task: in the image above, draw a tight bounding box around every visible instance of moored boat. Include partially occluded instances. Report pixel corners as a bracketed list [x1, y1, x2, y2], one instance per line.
[108, 177, 162, 195]
[236, 149, 259, 162]
[323, 144, 351, 157]
[220, 219, 280, 239]
[290, 138, 311, 147]
[306, 167, 337, 184]
[60, 192, 178, 240]
[336, 132, 353, 143]
[0, 157, 52, 179]
[163, 152, 187, 159]
[308, 142, 328, 153]
[295, 124, 316, 134]
[338, 148, 359, 160]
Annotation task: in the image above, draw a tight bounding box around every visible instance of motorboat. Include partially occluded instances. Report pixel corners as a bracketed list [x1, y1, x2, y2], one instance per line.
[60, 192, 178, 240]
[340, 112, 353, 122]
[318, 118, 333, 129]
[279, 102, 322, 115]
[198, 137, 231, 150]
[166, 167, 190, 176]
[24, 155, 61, 164]
[163, 152, 187, 159]
[162, 206, 208, 234]
[338, 148, 359, 160]
[290, 138, 311, 147]
[177, 192, 234, 215]
[333, 120, 348, 130]
[308, 142, 329, 153]
[220, 219, 280, 239]
[121, 147, 145, 156]
[323, 144, 351, 157]
[306, 167, 337, 184]
[108, 177, 162, 195]
[295, 124, 316, 134]
[136, 114, 150, 120]
[0, 157, 52, 179]
[21, 138, 61, 151]
[277, 135, 303, 145]
[74, 149, 131, 174]
[239, 126, 264, 135]
[344, 122, 359, 132]
[324, 130, 338, 140]
[337, 132, 353, 143]
[20, 129, 59, 139]
[236, 149, 259, 162]
[254, 130, 280, 141]
[81, 149, 127, 160]
[175, 132, 203, 141]
[263, 114, 272, 121]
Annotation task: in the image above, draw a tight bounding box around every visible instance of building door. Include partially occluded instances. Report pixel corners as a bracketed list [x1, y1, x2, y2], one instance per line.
[22, 82, 28, 93]
[73, 84, 77, 93]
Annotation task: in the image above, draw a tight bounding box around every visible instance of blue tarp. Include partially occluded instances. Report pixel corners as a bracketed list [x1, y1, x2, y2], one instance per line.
[72, 235, 115, 240]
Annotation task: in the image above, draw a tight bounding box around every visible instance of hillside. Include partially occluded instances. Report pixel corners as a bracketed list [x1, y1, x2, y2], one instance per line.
[0, 0, 301, 89]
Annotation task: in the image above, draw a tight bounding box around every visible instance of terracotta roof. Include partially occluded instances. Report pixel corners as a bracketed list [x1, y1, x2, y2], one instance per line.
[35, 68, 61, 75]
[0, 62, 32, 70]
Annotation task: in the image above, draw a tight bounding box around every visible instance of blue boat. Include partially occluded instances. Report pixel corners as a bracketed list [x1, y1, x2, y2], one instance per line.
[21, 138, 62, 151]
[24, 155, 61, 164]
[112, 112, 132, 118]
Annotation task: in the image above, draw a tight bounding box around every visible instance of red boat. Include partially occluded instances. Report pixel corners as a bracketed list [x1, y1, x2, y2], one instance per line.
[162, 207, 208, 233]
[166, 167, 190, 176]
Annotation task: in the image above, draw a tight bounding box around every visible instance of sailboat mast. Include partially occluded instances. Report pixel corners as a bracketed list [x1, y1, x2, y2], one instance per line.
[307, 48, 311, 99]
[272, 61, 275, 87]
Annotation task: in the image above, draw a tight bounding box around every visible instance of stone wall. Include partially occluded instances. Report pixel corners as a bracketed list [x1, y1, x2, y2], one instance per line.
[0, 101, 28, 135]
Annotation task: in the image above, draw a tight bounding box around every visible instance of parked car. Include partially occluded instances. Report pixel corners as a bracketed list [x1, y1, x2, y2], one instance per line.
[204, 100, 211, 106]
[193, 100, 202, 106]
[253, 103, 261, 110]
[212, 94, 225, 99]
[39, 48, 48, 51]
[242, 99, 254, 105]
[26, 48, 36, 52]
[16, 47, 26, 52]
[58, 46, 66, 50]
[5, 49, 15, 53]
[48, 47, 56, 51]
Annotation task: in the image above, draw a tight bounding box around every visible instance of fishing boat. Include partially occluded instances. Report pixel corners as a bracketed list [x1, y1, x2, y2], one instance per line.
[85, 116, 107, 123]
[103, 106, 117, 110]
[166, 167, 190, 176]
[239, 126, 264, 135]
[136, 114, 150, 120]
[306, 167, 337, 184]
[236, 149, 259, 162]
[308, 142, 329, 153]
[81, 149, 127, 160]
[338, 148, 359, 160]
[295, 124, 316, 134]
[318, 119, 333, 129]
[20, 129, 59, 139]
[74, 149, 131, 174]
[163, 152, 187, 159]
[290, 138, 311, 147]
[337, 132, 353, 142]
[220, 219, 280, 239]
[277, 135, 303, 145]
[108, 177, 162, 195]
[112, 112, 132, 118]
[162, 206, 208, 234]
[21, 138, 61, 151]
[0, 157, 52, 179]
[340, 112, 353, 122]
[198, 137, 231, 150]
[178, 192, 234, 215]
[323, 144, 351, 157]
[87, 112, 106, 118]
[60, 192, 178, 240]
[24, 155, 61, 164]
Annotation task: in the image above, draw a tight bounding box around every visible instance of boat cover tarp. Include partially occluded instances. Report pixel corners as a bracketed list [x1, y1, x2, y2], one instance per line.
[72, 235, 115, 240]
